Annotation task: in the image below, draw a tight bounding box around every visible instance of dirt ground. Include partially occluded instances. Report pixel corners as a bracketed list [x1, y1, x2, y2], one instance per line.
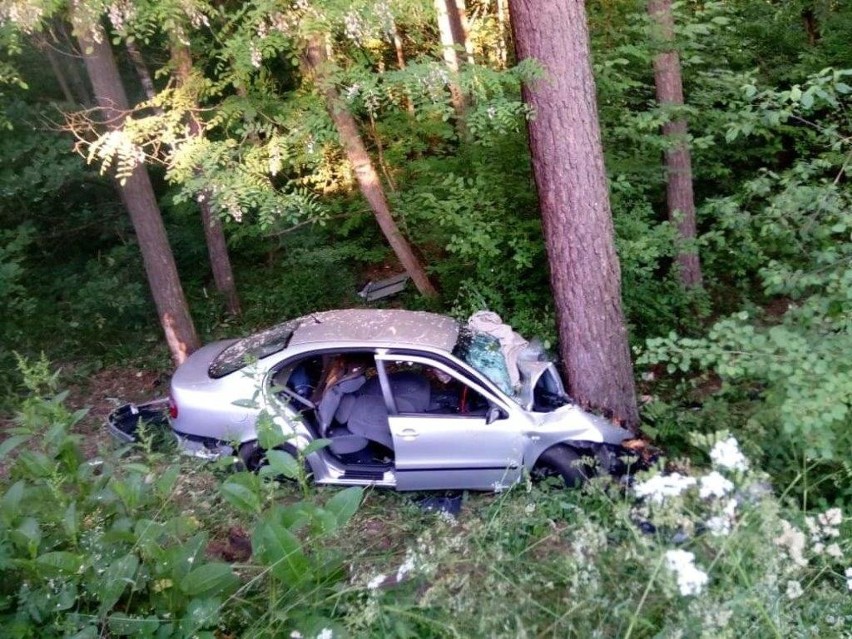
[64, 365, 170, 459]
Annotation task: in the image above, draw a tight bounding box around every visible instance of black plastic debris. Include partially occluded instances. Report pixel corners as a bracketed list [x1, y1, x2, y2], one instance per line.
[417, 492, 463, 516]
[107, 399, 169, 443]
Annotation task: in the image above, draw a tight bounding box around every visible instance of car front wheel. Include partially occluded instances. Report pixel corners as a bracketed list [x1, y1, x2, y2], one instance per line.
[532, 445, 592, 488]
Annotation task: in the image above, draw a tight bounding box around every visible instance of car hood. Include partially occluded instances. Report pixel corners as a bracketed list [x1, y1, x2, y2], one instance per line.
[533, 404, 632, 445]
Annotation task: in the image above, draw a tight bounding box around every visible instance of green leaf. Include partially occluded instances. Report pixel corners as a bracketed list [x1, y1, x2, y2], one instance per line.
[0, 434, 29, 459]
[36, 551, 83, 575]
[220, 475, 262, 514]
[302, 438, 331, 456]
[180, 563, 239, 597]
[181, 598, 221, 634]
[108, 614, 160, 636]
[1, 480, 25, 516]
[155, 465, 180, 497]
[252, 516, 310, 584]
[264, 449, 300, 479]
[98, 553, 139, 615]
[324, 487, 363, 528]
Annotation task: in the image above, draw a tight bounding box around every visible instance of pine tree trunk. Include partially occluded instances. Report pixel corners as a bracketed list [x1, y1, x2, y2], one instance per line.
[510, 0, 639, 427]
[76, 22, 199, 364]
[304, 37, 438, 298]
[171, 42, 242, 316]
[648, 0, 703, 288]
[434, 0, 469, 119]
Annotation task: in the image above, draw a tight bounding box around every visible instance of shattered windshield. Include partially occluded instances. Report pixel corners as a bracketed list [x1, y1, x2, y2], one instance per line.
[453, 328, 514, 396]
[208, 319, 300, 378]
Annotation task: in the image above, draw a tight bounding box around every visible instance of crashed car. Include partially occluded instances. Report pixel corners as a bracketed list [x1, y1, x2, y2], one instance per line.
[164, 309, 637, 491]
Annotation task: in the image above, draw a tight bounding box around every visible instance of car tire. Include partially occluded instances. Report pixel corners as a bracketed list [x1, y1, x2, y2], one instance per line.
[532, 445, 592, 488]
[237, 440, 309, 479]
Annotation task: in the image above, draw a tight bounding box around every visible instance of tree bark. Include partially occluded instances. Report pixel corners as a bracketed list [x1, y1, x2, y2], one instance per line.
[496, 0, 509, 68]
[76, 21, 200, 364]
[125, 40, 157, 102]
[509, 0, 639, 427]
[171, 41, 242, 316]
[648, 0, 703, 289]
[434, 0, 469, 119]
[304, 37, 438, 298]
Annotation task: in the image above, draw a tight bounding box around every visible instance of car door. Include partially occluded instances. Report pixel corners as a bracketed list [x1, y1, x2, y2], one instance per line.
[376, 353, 524, 491]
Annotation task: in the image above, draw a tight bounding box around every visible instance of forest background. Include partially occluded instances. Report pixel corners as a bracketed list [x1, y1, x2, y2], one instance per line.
[0, 0, 851, 637]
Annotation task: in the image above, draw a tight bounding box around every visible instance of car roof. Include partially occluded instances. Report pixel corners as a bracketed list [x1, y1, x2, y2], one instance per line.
[288, 309, 460, 351]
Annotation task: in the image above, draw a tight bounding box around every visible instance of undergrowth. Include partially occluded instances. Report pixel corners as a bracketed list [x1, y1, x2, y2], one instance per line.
[1, 359, 849, 638]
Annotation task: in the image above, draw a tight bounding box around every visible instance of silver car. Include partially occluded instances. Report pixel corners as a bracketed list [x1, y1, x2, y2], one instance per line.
[168, 309, 636, 491]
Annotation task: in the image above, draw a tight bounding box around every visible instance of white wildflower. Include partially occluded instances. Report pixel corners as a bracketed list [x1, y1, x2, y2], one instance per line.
[709, 437, 749, 472]
[819, 508, 842, 528]
[366, 574, 385, 590]
[290, 632, 303, 639]
[826, 543, 843, 559]
[699, 471, 734, 499]
[634, 473, 697, 504]
[664, 549, 709, 596]
[250, 45, 262, 69]
[814, 542, 825, 555]
[774, 520, 807, 567]
[396, 553, 415, 582]
[706, 516, 731, 537]
[525, 503, 536, 515]
[845, 567, 852, 591]
[785, 580, 804, 600]
[316, 629, 333, 639]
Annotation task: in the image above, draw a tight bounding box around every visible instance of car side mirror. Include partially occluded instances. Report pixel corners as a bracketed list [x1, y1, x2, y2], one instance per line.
[486, 406, 503, 425]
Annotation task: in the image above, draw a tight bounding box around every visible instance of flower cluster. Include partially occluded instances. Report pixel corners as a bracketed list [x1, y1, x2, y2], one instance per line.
[805, 508, 843, 558]
[709, 437, 749, 472]
[633, 472, 696, 504]
[665, 549, 709, 596]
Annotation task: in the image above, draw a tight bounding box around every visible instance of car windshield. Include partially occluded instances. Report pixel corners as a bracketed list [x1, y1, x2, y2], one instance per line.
[452, 328, 514, 396]
[208, 319, 300, 378]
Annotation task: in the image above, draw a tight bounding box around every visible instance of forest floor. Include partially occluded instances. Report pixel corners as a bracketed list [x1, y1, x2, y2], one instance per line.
[64, 364, 169, 459]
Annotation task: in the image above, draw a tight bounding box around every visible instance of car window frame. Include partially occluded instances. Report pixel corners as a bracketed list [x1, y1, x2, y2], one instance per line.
[375, 350, 513, 418]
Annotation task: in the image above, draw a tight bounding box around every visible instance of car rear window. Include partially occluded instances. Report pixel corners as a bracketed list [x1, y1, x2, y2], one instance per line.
[208, 320, 299, 378]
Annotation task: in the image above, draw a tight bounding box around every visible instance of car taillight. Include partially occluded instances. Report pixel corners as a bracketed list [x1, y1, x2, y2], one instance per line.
[168, 394, 178, 419]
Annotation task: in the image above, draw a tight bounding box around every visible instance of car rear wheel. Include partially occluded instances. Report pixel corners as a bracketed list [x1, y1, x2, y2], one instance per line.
[532, 445, 592, 488]
[237, 440, 309, 480]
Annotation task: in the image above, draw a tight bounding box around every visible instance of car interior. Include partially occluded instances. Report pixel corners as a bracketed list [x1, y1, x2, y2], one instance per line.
[272, 351, 491, 465]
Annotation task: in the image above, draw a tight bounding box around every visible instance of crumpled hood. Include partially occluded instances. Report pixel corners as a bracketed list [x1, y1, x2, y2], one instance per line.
[534, 404, 632, 445]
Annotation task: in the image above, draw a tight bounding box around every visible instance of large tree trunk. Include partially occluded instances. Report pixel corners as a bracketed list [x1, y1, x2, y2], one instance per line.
[648, 0, 703, 289]
[125, 40, 157, 102]
[433, 0, 469, 120]
[171, 42, 242, 316]
[510, 0, 639, 427]
[304, 38, 438, 298]
[76, 21, 199, 364]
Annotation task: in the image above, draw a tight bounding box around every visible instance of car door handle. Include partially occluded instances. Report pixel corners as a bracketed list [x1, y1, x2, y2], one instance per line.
[400, 428, 419, 440]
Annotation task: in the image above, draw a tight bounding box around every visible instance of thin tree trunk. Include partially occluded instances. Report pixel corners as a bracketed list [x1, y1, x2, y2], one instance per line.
[434, 0, 469, 120]
[57, 23, 92, 105]
[125, 40, 157, 102]
[38, 38, 76, 103]
[76, 21, 199, 364]
[304, 37, 438, 298]
[390, 20, 416, 114]
[510, 0, 639, 428]
[496, 0, 508, 68]
[648, 0, 703, 289]
[171, 41, 242, 316]
[456, 0, 476, 61]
